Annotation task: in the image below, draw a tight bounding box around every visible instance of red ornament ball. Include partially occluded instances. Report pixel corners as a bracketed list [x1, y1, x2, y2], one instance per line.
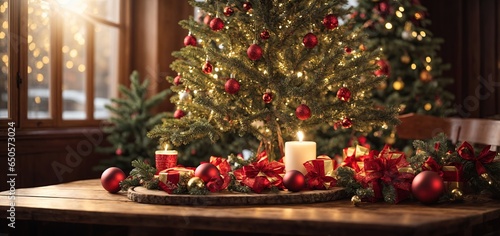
[341, 117, 352, 128]
[295, 104, 311, 120]
[284, 170, 306, 192]
[243, 2, 252, 11]
[337, 87, 351, 102]
[223, 6, 234, 17]
[195, 163, 221, 183]
[115, 148, 122, 156]
[101, 167, 126, 193]
[263, 92, 273, 103]
[344, 46, 352, 54]
[412, 171, 444, 204]
[209, 17, 224, 31]
[260, 29, 270, 40]
[183, 34, 197, 47]
[303, 32, 318, 49]
[202, 61, 213, 74]
[374, 59, 390, 77]
[225, 78, 240, 94]
[247, 44, 263, 61]
[174, 109, 186, 119]
[173, 74, 182, 85]
[323, 14, 339, 29]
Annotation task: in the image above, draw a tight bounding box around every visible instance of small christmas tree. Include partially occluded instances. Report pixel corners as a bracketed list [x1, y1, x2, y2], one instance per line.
[96, 71, 167, 172]
[148, 0, 400, 161]
[350, 0, 455, 150]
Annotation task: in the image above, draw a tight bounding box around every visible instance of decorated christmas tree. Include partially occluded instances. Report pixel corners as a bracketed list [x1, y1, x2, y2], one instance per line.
[346, 0, 455, 150]
[96, 71, 167, 173]
[148, 0, 400, 161]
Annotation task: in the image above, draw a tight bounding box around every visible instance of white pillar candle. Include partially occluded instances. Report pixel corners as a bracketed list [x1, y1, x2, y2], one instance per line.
[284, 131, 316, 174]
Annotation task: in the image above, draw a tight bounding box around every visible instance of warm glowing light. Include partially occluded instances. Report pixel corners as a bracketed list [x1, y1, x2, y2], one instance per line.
[2, 21, 7, 29]
[29, 43, 36, 51]
[297, 131, 304, 142]
[396, 11, 403, 18]
[399, 7, 405, 12]
[28, 35, 33, 43]
[411, 63, 417, 70]
[414, 12, 422, 20]
[66, 61, 74, 69]
[36, 73, 44, 82]
[78, 64, 85, 72]
[34, 96, 41, 104]
[69, 49, 78, 58]
[411, 31, 418, 37]
[426, 57, 432, 63]
[27, 66, 32, 74]
[36, 61, 43, 69]
[1, 55, 7, 63]
[0, 32, 5, 39]
[164, 144, 169, 151]
[42, 56, 49, 64]
[424, 103, 432, 111]
[62, 46, 70, 53]
[33, 49, 40, 57]
[297, 71, 303, 77]
[385, 22, 393, 30]
[393, 80, 404, 91]
[426, 65, 432, 71]
[420, 31, 426, 37]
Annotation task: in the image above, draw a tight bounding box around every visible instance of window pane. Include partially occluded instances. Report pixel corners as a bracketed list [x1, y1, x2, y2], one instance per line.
[94, 25, 117, 119]
[85, 0, 119, 23]
[62, 16, 87, 120]
[27, 0, 51, 119]
[0, 0, 8, 118]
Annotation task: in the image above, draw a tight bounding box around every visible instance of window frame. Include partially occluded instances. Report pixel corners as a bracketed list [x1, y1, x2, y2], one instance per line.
[1, 0, 130, 129]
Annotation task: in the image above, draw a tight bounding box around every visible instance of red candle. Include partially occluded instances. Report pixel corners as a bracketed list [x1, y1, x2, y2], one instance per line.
[155, 148, 178, 173]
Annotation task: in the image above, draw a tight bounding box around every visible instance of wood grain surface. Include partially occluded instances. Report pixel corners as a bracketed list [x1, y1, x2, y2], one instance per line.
[2, 179, 500, 236]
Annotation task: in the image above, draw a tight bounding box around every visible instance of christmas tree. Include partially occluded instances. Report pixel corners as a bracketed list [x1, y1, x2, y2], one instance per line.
[148, 0, 400, 161]
[351, 0, 454, 146]
[96, 71, 167, 173]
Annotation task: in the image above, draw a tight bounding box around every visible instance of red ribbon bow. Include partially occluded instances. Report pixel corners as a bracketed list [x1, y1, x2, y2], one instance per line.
[304, 156, 336, 190]
[209, 156, 231, 192]
[233, 152, 285, 193]
[457, 142, 496, 175]
[422, 157, 443, 176]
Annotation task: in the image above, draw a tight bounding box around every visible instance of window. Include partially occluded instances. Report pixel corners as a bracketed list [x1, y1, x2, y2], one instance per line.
[0, 0, 127, 128]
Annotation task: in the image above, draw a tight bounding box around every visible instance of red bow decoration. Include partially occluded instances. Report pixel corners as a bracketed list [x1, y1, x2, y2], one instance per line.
[304, 156, 336, 190]
[233, 151, 285, 193]
[356, 146, 414, 203]
[341, 145, 372, 172]
[457, 142, 496, 175]
[422, 157, 443, 176]
[209, 156, 231, 191]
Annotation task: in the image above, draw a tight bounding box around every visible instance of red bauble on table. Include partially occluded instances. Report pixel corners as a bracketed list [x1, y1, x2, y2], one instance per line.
[209, 17, 225, 31]
[174, 109, 186, 119]
[183, 34, 197, 47]
[303, 33, 318, 49]
[296, 104, 311, 120]
[262, 92, 273, 103]
[323, 14, 339, 29]
[202, 61, 213, 74]
[260, 29, 270, 40]
[284, 170, 306, 192]
[101, 167, 126, 193]
[195, 163, 221, 183]
[223, 6, 234, 16]
[225, 78, 240, 94]
[412, 171, 444, 204]
[247, 44, 263, 61]
[173, 74, 182, 85]
[337, 87, 351, 102]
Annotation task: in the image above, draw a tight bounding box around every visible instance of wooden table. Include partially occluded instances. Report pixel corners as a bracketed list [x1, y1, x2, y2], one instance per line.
[2, 179, 500, 236]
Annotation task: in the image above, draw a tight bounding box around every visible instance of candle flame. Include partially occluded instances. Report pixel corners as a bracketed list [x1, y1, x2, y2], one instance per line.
[297, 131, 304, 142]
[164, 144, 169, 151]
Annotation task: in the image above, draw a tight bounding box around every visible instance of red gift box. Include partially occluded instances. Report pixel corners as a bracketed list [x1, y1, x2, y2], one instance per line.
[158, 167, 194, 193]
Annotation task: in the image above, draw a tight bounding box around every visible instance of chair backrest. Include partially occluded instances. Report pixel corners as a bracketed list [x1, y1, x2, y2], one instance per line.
[396, 113, 460, 144]
[452, 117, 500, 150]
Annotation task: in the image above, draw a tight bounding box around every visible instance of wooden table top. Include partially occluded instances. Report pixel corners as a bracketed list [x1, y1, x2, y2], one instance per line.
[2, 179, 500, 236]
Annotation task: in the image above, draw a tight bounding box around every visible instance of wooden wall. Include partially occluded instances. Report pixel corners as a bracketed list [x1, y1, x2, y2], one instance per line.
[422, 0, 500, 119]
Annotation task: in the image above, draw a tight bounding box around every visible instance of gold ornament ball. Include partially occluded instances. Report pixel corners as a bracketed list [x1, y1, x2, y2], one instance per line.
[351, 195, 361, 206]
[385, 136, 396, 145]
[393, 79, 404, 91]
[420, 70, 433, 83]
[450, 189, 464, 202]
[187, 177, 205, 191]
[401, 55, 411, 64]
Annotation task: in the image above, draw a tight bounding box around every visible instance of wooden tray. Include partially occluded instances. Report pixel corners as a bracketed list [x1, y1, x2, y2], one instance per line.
[128, 187, 347, 206]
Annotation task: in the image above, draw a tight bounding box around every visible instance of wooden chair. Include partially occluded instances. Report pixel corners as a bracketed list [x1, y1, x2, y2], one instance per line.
[396, 113, 460, 144]
[451, 117, 500, 151]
